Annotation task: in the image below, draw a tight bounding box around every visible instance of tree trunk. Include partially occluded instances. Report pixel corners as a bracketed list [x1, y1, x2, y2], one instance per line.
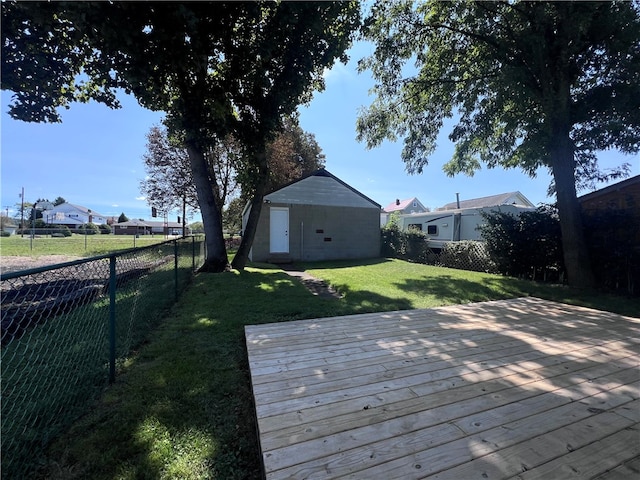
[231, 149, 269, 271]
[550, 133, 596, 289]
[186, 142, 229, 272]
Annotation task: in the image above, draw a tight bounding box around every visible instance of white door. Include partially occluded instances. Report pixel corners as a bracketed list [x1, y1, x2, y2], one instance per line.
[270, 207, 289, 253]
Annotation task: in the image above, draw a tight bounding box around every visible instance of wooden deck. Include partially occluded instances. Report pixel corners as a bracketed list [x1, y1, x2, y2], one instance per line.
[245, 297, 640, 479]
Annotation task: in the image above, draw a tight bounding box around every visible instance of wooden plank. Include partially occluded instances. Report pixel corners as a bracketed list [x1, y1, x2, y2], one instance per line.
[431, 409, 637, 479]
[515, 426, 640, 480]
[593, 457, 640, 480]
[262, 380, 638, 477]
[257, 362, 637, 445]
[245, 298, 640, 480]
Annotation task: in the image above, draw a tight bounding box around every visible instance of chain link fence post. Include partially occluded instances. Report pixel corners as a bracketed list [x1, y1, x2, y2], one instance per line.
[109, 255, 117, 384]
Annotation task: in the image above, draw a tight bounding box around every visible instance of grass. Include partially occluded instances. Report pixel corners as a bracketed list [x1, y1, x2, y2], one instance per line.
[0, 234, 168, 257]
[38, 258, 638, 479]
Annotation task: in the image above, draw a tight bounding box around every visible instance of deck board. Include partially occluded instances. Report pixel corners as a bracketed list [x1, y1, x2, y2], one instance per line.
[245, 297, 640, 479]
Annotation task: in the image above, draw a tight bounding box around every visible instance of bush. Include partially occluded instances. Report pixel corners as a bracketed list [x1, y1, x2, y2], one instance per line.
[78, 223, 99, 235]
[478, 206, 564, 281]
[99, 224, 112, 234]
[437, 241, 497, 273]
[1, 230, 11, 237]
[381, 221, 431, 263]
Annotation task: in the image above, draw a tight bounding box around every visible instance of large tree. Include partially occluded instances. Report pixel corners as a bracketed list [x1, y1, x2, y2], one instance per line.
[2, 1, 359, 272]
[140, 125, 241, 222]
[357, 1, 640, 288]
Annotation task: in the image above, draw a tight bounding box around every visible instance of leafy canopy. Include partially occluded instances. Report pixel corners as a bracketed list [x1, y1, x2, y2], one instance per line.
[357, 1, 640, 189]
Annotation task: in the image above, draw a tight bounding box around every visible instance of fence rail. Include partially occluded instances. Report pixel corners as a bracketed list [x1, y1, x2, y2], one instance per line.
[0, 236, 205, 479]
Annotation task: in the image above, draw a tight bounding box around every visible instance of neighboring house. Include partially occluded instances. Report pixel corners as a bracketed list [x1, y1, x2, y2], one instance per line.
[579, 174, 640, 247]
[40, 202, 108, 226]
[395, 191, 536, 249]
[113, 220, 189, 236]
[381, 197, 428, 226]
[243, 168, 381, 263]
[439, 191, 534, 210]
[579, 174, 639, 214]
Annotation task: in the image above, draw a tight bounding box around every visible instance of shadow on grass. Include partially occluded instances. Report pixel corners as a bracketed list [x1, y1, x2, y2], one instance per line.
[42, 267, 411, 480]
[40, 264, 639, 480]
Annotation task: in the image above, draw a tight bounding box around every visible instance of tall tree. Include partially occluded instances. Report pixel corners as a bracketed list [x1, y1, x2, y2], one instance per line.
[264, 116, 326, 192]
[357, 0, 640, 288]
[140, 125, 241, 221]
[2, 1, 359, 272]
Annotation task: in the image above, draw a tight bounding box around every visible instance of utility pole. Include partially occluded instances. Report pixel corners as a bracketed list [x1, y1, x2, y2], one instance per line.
[20, 187, 24, 237]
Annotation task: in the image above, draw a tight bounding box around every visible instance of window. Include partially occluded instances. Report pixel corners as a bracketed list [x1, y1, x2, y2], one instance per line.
[427, 225, 438, 235]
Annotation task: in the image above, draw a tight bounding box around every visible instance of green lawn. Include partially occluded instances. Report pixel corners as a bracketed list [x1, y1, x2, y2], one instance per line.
[0, 233, 167, 257]
[38, 259, 638, 479]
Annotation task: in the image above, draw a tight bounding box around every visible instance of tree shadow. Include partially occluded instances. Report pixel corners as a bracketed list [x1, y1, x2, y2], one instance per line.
[247, 298, 640, 478]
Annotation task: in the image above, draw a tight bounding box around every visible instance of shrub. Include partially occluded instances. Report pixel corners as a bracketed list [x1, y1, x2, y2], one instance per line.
[99, 224, 112, 234]
[437, 241, 497, 273]
[78, 223, 99, 235]
[1, 230, 11, 237]
[478, 206, 564, 281]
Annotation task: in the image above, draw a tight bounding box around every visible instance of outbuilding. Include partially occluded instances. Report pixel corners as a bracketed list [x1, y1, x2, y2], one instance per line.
[243, 169, 381, 263]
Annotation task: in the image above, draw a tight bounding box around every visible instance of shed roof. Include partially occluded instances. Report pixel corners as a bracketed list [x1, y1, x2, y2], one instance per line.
[264, 169, 381, 209]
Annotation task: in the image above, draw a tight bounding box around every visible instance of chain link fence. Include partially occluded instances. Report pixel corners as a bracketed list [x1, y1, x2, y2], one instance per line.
[1, 236, 205, 479]
[426, 240, 498, 273]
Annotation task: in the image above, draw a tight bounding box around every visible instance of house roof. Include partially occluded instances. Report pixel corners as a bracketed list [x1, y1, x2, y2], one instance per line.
[263, 168, 381, 209]
[42, 202, 107, 218]
[383, 197, 424, 213]
[578, 174, 639, 202]
[439, 191, 534, 210]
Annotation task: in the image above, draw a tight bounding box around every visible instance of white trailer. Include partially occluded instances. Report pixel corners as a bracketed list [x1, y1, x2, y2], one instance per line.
[398, 204, 535, 249]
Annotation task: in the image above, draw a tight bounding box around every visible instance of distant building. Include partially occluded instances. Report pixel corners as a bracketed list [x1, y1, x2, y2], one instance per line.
[40, 202, 108, 226]
[392, 191, 536, 249]
[113, 219, 189, 236]
[381, 197, 429, 226]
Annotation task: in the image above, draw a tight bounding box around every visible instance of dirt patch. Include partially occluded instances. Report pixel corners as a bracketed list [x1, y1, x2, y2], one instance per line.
[0, 255, 84, 275]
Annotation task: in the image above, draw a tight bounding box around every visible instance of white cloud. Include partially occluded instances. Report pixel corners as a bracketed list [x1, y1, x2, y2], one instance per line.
[135, 196, 146, 201]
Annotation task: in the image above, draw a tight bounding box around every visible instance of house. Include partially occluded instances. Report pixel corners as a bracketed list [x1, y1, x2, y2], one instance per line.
[243, 168, 381, 263]
[439, 191, 534, 210]
[40, 202, 108, 227]
[579, 174, 639, 214]
[396, 191, 536, 249]
[113, 220, 189, 236]
[578, 174, 640, 247]
[381, 197, 428, 226]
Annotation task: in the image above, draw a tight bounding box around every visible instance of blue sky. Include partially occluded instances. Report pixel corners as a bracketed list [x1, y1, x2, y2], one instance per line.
[2, 40, 637, 223]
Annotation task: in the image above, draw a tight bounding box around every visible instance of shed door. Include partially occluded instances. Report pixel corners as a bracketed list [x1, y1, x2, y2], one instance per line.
[270, 207, 289, 253]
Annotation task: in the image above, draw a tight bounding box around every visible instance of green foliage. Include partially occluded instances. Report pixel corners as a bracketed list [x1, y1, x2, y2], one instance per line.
[189, 222, 204, 234]
[53, 197, 66, 206]
[3, 2, 361, 273]
[358, 0, 639, 182]
[478, 206, 565, 281]
[1, 231, 11, 237]
[357, 0, 640, 288]
[583, 207, 640, 296]
[381, 222, 431, 263]
[117, 213, 129, 223]
[437, 241, 496, 273]
[77, 223, 100, 235]
[98, 223, 111, 235]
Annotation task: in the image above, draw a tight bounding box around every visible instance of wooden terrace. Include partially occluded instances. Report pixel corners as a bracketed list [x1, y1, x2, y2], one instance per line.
[245, 297, 640, 479]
